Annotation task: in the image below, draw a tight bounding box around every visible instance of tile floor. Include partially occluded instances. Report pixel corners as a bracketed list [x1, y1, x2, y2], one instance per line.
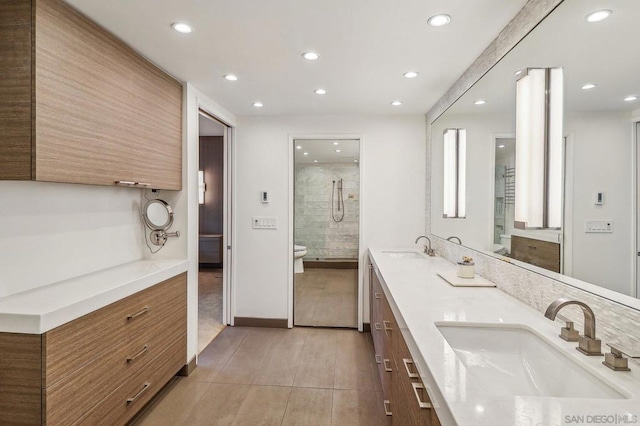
[198, 269, 225, 353]
[132, 326, 388, 426]
[294, 268, 358, 328]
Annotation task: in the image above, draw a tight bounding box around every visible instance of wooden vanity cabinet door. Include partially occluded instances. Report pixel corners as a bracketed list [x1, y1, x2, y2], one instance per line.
[510, 235, 560, 272]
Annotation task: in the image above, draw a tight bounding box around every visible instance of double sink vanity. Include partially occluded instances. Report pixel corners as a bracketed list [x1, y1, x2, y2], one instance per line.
[369, 248, 640, 425]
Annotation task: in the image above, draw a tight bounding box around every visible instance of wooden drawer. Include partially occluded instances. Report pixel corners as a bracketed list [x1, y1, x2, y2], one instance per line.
[72, 334, 186, 426]
[44, 290, 186, 425]
[510, 235, 560, 272]
[43, 273, 186, 387]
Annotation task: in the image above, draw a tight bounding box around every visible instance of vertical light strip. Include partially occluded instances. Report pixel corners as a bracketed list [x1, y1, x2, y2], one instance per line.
[443, 129, 466, 218]
[198, 170, 206, 204]
[547, 68, 564, 228]
[457, 129, 467, 218]
[515, 67, 563, 229]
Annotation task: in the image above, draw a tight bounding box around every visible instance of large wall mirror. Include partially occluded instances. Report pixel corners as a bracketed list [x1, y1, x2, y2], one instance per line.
[430, 0, 640, 306]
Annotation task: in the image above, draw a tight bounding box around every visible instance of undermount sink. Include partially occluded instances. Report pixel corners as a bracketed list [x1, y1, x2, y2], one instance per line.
[381, 251, 425, 259]
[436, 322, 627, 399]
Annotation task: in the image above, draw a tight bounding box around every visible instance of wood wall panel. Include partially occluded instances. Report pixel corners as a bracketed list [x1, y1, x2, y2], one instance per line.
[32, 0, 182, 189]
[0, 0, 32, 180]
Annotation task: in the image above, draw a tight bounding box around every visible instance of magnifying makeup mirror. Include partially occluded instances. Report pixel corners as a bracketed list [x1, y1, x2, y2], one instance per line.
[142, 199, 179, 248]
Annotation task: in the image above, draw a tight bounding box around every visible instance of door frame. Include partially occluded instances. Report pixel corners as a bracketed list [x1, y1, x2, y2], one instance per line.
[287, 133, 365, 330]
[196, 106, 235, 327]
[634, 119, 640, 298]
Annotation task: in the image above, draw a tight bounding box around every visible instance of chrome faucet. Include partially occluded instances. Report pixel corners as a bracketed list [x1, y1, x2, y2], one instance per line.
[544, 298, 602, 356]
[415, 236, 435, 256]
[447, 236, 462, 244]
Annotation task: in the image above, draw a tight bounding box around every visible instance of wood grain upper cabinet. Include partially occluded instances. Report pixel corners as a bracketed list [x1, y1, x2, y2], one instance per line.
[0, 0, 182, 190]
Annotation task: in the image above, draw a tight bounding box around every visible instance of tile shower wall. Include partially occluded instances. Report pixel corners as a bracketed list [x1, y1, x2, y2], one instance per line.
[295, 163, 359, 260]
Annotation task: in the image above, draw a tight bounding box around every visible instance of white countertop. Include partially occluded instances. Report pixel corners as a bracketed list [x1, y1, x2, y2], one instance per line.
[0, 258, 188, 334]
[369, 248, 640, 426]
[510, 228, 562, 243]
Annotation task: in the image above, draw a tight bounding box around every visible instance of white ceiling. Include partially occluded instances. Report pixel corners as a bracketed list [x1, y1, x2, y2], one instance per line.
[198, 113, 225, 136]
[65, 0, 528, 117]
[441, 0, 640, 117]
[294, 139, 359, 164]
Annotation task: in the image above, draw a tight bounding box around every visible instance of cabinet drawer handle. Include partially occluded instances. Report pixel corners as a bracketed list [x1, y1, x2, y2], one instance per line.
[375, 354, 382, 364]
[383, 320, 392, 332]
[374, 292, 382, 299]
[374, 323, 382, 331]
[411, 382, 432, 409]
[136, 182, 152, 187]
[115, 180, 136, 186]
[527, 245, 537, 249]
[127, 307, 149, 320]
[127, 382, 151, 404]
[402, 358, 420, 378]
[383, 400, 392, 416]
[127, 345, 148, 363]
[383, 358, 392, 372]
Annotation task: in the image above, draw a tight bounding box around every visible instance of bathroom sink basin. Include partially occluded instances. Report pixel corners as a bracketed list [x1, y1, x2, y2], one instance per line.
[436, 322, 626, 399]
[381, 251, 425, 259]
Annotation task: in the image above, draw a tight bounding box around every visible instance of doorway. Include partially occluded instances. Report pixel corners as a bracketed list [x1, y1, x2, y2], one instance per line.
[492, 136, 516, 255]
[197, 111, 227, 353]
[292, 138, 361, 328]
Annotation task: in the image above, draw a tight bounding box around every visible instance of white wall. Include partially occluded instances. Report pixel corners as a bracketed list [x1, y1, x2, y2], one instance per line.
[565, 110, 634, 295]
[235, 115, 426, 321]
[430, 112, 514, 250]
[0, 182, 144, 298]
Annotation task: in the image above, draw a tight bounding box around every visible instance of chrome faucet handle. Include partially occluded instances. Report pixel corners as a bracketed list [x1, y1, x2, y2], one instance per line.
[603, 343, 640, 371]
[559, 321, 579, 342]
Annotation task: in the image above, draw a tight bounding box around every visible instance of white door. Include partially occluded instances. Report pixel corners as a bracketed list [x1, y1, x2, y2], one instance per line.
[636, 122, 640, 298]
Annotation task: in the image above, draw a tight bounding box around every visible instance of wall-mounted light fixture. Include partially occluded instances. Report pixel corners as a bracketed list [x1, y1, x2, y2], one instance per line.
[443, 128, 466, 218]
[515, 67, 563, 229]
[198, 170, 206, 204]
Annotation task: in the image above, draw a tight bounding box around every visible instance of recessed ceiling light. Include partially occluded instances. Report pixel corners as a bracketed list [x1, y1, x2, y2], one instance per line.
[313, 160, 318, 163]
[171, 22, 193, 34]
[391, 101, 402, 106]
[333, 141, 339, 145]
[581, 83, 597, 90]
[474, 100, 486, 105]
[335, 149, 341, 153]
[498, 144, 506, 149]
[403, 71, 419, 79]
[585, 10, 612, 23]
[314, 88, 327, 95]
[354, 159, 358, 163]
[223, 74, 238, 81]
[296, 145, 302, 150]
[252, 102, 263, 108]
[302, 52, 319, 61]
[624, 96, 638, 102]
[303, 152, 309, 156]
[428, 14, 451, 27]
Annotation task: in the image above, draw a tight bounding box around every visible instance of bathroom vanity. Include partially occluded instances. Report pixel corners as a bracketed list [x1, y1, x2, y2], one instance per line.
[368, 248, 640, 425]
[0, 259, 188, 425]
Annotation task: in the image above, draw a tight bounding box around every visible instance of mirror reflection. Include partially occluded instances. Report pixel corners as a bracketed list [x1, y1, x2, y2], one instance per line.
[431, 0, 640, 301]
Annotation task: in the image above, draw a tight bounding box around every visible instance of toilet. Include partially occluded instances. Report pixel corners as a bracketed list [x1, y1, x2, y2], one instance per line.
[500, 234, 512, 254]
[294, 244, 307, 273]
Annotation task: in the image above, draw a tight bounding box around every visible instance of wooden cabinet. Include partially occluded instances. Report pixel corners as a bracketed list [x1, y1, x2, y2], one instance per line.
[0, 0, 182, 189]
[370, 262, 441, 426]
[0, 273, 187, 426]
[510, 235, 560, 273]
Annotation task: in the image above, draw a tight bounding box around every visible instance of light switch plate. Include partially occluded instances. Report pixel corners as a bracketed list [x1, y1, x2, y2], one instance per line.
[585, 220, 613, 233]
[252, 216, 277, 229]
